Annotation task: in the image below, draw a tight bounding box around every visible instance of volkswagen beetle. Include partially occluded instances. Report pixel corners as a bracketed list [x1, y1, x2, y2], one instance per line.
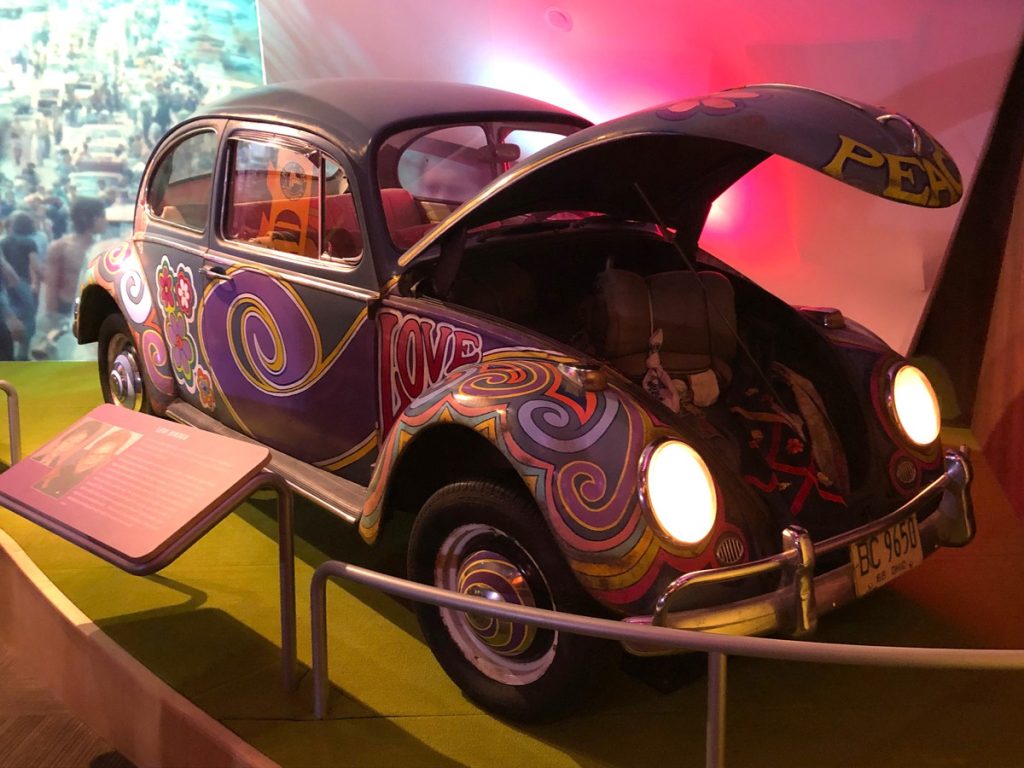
[74, 79, 974, 721]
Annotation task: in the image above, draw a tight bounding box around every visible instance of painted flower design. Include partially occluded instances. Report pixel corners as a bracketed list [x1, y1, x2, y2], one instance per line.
[786, 437, 805, 455]
[165, 310, 195, 387]
[658, 90, 761, 121]
[748, 429, 764, 449]
[156, 261, 175, 312]
[174, 266, 196, 319]
[196, 364, 216, 411]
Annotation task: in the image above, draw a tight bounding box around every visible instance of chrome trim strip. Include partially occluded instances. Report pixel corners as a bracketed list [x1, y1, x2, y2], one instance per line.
[208, 224, 368, 275]
[815, 465, 950, 556]
[165, 400, 366, 525]
[877, 113, 923, 155]
[201, 252, 380, 301]
[782, 526, 817, 635]
[135, 234, 379, 300]
[135, 233, 208, 258]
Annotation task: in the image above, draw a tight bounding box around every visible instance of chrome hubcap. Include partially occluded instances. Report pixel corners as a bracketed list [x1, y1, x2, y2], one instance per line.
[457, 548, 539, 657]
[437, 524, 557, 685]
[108, 337, 143, 411]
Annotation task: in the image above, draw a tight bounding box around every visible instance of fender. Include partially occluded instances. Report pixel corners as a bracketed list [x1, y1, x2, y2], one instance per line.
[360, 356, 753, 615]
[818, 318, 943, 498]
[76, 241, 177, 412]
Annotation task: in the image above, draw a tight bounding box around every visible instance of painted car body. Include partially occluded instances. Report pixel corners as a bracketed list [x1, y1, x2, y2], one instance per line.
[75, 79, 974, 716]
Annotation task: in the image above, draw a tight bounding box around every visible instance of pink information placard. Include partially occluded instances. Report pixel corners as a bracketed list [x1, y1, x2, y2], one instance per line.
[0, 405, 270, 564]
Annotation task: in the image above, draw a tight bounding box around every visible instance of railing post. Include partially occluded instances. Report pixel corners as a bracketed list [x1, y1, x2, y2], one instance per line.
[0, 381, 21, 464]
[271, 473, 298, 691]
[706, 651, 727, 768]
[311, 564, 331, 719]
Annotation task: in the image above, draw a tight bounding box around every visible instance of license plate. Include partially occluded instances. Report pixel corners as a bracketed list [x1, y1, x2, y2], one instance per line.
[850, 515, 923, 597]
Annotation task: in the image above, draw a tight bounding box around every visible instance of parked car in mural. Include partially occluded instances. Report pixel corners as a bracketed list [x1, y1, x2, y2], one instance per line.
[74, 79, 975, 721]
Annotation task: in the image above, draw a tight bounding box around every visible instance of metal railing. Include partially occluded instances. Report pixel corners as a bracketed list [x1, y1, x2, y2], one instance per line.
[0, 381, 21, 464]
[2, 378, 1018, 764]
[311, 560, 1024, 768]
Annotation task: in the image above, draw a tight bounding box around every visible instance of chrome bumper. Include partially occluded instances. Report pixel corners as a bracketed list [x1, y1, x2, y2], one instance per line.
[621, 449, 974, 655]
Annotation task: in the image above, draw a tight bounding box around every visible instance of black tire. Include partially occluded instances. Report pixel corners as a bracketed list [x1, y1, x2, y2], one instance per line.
[408, 480, 617, 722]
[98, 313, 151, 413]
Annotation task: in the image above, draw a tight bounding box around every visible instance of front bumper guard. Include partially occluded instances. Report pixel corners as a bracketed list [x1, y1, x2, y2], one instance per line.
[622, 449, 974, 654]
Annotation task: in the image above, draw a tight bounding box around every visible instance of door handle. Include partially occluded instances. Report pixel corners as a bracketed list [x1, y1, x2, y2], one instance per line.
[201, 264, 233, 282]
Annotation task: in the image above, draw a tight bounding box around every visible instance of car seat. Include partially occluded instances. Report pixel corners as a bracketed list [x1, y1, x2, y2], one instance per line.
[587, 268, 737, 383]
[380, 188, 436, 248]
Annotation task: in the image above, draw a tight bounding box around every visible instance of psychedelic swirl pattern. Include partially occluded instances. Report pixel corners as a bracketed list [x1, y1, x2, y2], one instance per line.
[361, 357, 748, 615]
[84, 243, 176, 409]
[198, 268, 377, 468]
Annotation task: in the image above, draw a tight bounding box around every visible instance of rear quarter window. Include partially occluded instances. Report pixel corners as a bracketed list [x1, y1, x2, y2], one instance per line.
[146, 130, 218, 232]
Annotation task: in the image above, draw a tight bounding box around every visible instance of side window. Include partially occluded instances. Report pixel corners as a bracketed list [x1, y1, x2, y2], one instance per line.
[395, 125, 490, 202]
[147, 131, 218, 231]
[226, 138, 321, 258]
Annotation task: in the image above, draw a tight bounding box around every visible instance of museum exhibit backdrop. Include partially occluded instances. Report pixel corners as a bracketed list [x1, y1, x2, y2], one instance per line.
[2, 0, 1020, 355]
[1, 0, 1023, 507]
[256, 0, 1022, 354]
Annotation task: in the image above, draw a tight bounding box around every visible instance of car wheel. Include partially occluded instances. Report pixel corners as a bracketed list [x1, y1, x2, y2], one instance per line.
[408, 480, 616, 722]
[98, 313, 150, 413]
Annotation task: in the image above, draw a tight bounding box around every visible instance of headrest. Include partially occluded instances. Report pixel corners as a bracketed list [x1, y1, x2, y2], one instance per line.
[591, 268, 736, 378]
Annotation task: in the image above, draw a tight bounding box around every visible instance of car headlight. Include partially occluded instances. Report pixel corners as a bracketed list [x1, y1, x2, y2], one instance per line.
[889, 364, 941, 446]
[639, 439, 717, 545]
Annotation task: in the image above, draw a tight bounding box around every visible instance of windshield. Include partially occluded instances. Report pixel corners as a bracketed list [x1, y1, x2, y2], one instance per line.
[376, 120, 579, 249]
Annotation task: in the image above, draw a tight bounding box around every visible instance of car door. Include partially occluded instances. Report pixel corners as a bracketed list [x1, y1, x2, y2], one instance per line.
[135, 124, 220, 411]
[193, 125, 380, 484]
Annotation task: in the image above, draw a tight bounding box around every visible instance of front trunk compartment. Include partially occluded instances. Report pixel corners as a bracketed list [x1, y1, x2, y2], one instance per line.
[404, 221, 893, 546]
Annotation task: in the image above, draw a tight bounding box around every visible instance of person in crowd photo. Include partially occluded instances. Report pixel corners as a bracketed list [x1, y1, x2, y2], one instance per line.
[0, 211, 43, 360]
[39, 197, 106, 358]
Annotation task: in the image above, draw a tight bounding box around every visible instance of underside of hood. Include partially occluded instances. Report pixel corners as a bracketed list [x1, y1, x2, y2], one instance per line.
[399, 84, 962, 267]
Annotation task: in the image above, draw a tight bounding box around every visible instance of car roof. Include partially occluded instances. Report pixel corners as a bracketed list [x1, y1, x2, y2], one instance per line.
[191, 78, 591, 158]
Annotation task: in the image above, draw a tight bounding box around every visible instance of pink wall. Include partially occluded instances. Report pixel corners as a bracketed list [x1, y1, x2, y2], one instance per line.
[257, 0, 1023, 352]
[974, 160, 1024, 512]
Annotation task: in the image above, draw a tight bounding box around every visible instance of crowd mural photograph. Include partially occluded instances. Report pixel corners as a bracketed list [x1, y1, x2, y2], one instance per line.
[0, 0, 263, 360]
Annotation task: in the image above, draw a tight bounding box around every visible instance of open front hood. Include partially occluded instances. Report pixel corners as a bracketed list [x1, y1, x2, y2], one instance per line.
[399, 84, 962, 267]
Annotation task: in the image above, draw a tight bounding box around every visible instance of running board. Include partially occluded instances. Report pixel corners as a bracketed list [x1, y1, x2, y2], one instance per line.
[165, 401, 367, 525]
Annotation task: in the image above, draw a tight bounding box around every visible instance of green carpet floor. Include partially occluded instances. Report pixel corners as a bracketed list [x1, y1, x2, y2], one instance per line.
[1, 362, 1022, 767]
